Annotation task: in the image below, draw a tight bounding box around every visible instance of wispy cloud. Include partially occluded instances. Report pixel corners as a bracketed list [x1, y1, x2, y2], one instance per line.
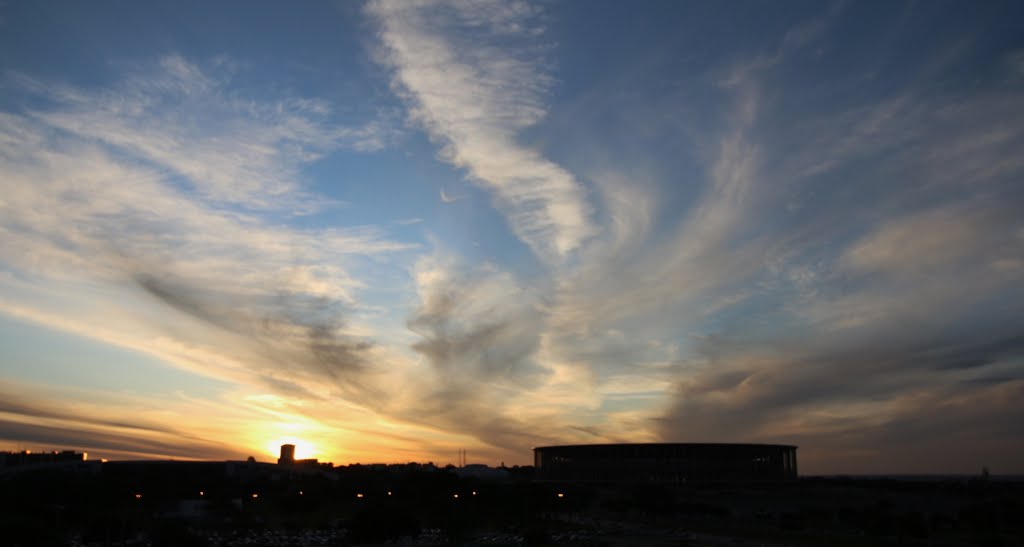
[656, 330, 1024, 473]
[397, 253, 558, 450]
[0, 380, 241, 460]
[367, 0, 593, 260]
[439, 187, 465, 203]
[646, 11, 1024, 472]
[16, 55, 395, 210]
[0, 56, 416, 411]
[380, 2, 1024, 466]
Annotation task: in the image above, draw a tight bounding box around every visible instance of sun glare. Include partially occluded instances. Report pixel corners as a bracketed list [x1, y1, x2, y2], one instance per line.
[266, 437, 317, 461]
[249, 418, 324, 462]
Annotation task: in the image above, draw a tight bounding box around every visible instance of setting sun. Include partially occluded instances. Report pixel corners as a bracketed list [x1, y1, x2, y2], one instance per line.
[267, 438, 317, 461]
[248, 418, 324, 462]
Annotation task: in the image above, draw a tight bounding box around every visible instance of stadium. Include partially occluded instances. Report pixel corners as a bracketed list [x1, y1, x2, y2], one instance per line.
[533, 443, 798, 483]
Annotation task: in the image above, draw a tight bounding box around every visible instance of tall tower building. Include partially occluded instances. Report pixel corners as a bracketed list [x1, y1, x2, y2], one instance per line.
[278, 444, 295, 465]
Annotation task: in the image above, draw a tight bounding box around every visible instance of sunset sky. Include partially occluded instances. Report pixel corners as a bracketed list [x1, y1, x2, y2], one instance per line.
[1, 1, 1023, 474]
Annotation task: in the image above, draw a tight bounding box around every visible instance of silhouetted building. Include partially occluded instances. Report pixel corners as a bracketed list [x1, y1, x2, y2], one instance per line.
[0, 449, 87, 469]
[278, 444, 295, 465]
[274, 444, 330, 471]
[454, 463, 510, 481]
[533, 443, 797, 483]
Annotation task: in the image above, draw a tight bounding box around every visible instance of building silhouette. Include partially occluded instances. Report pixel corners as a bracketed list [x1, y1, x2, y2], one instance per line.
[533, 443, 798, 483]
[277, 444, 295, 465]
[0, 449, 87, 469]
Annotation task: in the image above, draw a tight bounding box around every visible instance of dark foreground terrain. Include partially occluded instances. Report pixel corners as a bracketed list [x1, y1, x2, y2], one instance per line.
[2, 462, 1021, 546]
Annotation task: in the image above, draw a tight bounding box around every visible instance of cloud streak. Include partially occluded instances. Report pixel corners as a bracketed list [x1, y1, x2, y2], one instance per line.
[0, 56, 415, 416]
[644, 9, 1024, 472]
[367, 0, 593, 260]
[20, 55, 392, 210]
[0, 381, 241, 460]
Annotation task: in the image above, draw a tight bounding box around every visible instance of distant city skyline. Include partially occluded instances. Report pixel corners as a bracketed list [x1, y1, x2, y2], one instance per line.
[1, 1, 1023, 474]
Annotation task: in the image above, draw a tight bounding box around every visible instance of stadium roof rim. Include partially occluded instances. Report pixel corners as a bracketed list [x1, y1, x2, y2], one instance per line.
[533, 442, 798, 450]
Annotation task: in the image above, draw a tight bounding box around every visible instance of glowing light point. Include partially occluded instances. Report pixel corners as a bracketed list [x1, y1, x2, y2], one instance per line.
[387, 491, 392, 496]
[134, 494, 142, 499]
[252, 493, 259, 499]
[199, 491, 204, 496]
[453, 493, 459, 499]
[356, 493, 364, 498]
[557, 493, 565, 498]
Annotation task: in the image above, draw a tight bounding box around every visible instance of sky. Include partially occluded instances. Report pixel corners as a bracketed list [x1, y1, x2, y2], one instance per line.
[1, 0, 1023, 474]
